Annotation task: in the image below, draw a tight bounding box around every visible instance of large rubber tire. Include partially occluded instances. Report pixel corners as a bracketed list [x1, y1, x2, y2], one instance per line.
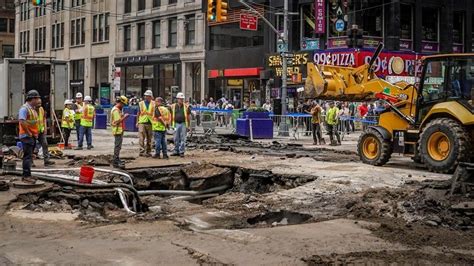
[418, 118, 472, 174]
[358, 128, 393, 166]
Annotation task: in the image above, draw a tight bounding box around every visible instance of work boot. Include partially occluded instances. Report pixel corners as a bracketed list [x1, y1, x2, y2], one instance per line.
[87, 145, 94, 150]
[163, 155, 169, 160]
[152, 154, 160, 159]
[170, 153, 179, 156]
[44, 160, 55, 166]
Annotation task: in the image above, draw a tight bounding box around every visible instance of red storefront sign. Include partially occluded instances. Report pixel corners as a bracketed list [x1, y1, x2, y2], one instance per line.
[312, 49, 424, 77]
[315, 0, 325, 34]
[240, 14, 258, 31]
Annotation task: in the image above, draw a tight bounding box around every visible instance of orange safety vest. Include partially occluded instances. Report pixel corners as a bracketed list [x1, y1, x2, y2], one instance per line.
[80, 104, 95, 127]
[19, 104, 39, 138]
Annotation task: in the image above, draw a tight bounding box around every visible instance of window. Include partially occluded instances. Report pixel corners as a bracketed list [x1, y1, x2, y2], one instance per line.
[301, 4, 315, 40]
[185, 15, 195, 45]
[400, 4, 412, 40]
[71, 60, 85, 80]
[169, 0, 177, 4]
[422, 7, 439, 42]
[453, 12, 464, 45]
[20, 31, 30, 53]
[328, 0, 349, 37]
[449, 58, 474, 102]
[153, 21, 161, 48]
[138, 0, 146, 11]
[137, 23, 145, 50]
[71, 18, 86, 46]
[93, 13, 109, 43]
[51, 22, 64, 49]
[168, 18, 177, 47]
[20, 2, 30, 21]
[153, 0, 161, 8]
[52, 0, 64, 12]
[34, 4, 46, 17]
[2, 45, 14, 59]
[210, 22, 264, 50]
[124, 25, 131, 51]
[34, 27, 46, 52]
[9, 19, 14, 33]
[71, 0, 85, 7]
[124, 0, 131, 14]
[0, 18, 7, 32]
[422, 60, 447, 103]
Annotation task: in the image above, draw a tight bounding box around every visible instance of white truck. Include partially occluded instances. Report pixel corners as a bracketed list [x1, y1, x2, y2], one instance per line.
[0, 58, 69, 145]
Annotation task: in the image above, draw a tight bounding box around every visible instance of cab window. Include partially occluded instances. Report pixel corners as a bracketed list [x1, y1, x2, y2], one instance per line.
[449, 58, 474, 107]
[422, 60, 447, 102]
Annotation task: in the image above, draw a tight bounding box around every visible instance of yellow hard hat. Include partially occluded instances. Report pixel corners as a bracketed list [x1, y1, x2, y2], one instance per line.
[117, 96, 129, 105]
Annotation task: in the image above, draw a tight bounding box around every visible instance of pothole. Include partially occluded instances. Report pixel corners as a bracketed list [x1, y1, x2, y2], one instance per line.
[247, 210, 313, 226]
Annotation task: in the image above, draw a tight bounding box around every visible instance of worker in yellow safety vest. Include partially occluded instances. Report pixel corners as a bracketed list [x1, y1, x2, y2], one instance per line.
[111, 96, 130, 169]
[36, 98, 55, 166]
[152, 97, 170, 159]
[170, 92, 191, 157]
[73, 92, 84, 141]
[325, 101, 341, 146]
[61, 100, 75, 150]
[137, 90, 155, 156]
[75, 96, 95, 150]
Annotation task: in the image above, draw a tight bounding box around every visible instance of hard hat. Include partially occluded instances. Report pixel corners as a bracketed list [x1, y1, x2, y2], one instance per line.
[117, 96, 129, 105]
[155, 97, 163, 102]
[26, 90, 41, 100]
[176, 92, 185, 99]
[144, 90, 153, 97]
[84, 96, 92, 102]
[76, 92, 83, 98]
[64, 99, 73, 105]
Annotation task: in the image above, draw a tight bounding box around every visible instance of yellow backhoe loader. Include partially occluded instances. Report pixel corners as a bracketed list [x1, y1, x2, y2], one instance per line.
[305, 44, 474, 173]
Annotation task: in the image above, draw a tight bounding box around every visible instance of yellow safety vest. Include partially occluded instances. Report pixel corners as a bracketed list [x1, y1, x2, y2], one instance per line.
[74, 103, 83, 120]
[152, 106, 170, 132]
[80, 104, 95, 127]
[326, 107, 339, 125]
[138, 101, 155, 124]
[38, 107, 45, 133]
[171, 103, 189, 128]
[111, 106, 124, 135]
[61, 107, 75, 129]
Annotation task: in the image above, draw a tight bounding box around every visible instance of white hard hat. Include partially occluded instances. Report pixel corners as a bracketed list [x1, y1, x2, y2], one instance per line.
[176, 92, 185, 99]
[84, 96, 92, 102]
[144, 90, 153, 97]
[76, 92, 83, 98]
[64, 99, 73, 105]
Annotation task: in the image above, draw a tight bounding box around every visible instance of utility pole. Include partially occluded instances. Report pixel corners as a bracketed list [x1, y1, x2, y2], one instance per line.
[278, 0, 289, 136]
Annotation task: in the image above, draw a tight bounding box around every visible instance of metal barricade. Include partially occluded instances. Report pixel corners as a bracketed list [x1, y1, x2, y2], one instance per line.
[201, 112, 217, 135]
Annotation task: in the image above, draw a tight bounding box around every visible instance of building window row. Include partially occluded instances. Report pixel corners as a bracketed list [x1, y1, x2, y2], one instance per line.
[70, 17, 86, 46]
[34, 27, 46, 52]
[34, 4, 46, 17]
[93, 13, 110, 43]
[0, 18, 14, 33]
[51, 22, 65, 49]
[124, 0, 179, 14]
[20, 1, 30, 21]
[19, 30, 30, 54]
[52, 0, 65, 12]
[71, 0, 85, 7]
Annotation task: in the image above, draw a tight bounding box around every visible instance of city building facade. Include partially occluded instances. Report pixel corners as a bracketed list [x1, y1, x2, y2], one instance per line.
[0, 0, 15, 59]
[115, 0, 206, 103]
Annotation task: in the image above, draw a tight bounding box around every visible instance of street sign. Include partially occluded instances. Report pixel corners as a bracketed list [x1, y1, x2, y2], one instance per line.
[240, 13, 258, 31]
[277, 39, 288, 53]
[301, 38, 320, 51]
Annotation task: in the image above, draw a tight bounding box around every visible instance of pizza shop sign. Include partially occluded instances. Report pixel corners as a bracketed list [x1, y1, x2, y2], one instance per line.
[312, 49, 424, 77]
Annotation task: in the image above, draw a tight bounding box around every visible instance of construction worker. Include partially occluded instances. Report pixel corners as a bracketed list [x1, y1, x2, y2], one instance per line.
[111, 96, 130, 169]
[326, 101, 341, 146]
[310, 101, 325, 145]
[18, 90, 41, 183]
[137, 90, 155, 157]
[36, 98, 55, 166]
[152, 97, 170, 159]
[61, 100, 75, 149]
[73, 93, 83, 141]
[170, 92, 191, 157]
[76, 96, 95, 150]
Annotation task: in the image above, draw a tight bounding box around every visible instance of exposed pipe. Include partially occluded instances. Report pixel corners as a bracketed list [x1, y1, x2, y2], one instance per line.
[137, 185, 230, 196]
[171, 193, 221, 201]
[116, 188, 136, 214]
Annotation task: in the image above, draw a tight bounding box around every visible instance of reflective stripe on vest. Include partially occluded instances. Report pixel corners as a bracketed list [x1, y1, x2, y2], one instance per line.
[74, 103, 83, 120]
[111, 106, 124, 135]
[38, 107, 45, 133]
[138, 101, 155, 124]
[19, 104, 39, 138]
[171, 103, 189, 128]
[152, 106, 170, 132]
[80, 104, 95, 127]
[61, 108, 75, 129]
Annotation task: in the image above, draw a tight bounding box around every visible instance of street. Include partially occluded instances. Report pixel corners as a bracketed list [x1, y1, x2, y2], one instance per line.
[0, 129, 473, 265]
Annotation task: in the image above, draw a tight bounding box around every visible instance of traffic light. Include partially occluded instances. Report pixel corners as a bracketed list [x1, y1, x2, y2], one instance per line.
[217, 0, 228, 22]
[32, 0, 43, 6]
[207, 0, 217, 22]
